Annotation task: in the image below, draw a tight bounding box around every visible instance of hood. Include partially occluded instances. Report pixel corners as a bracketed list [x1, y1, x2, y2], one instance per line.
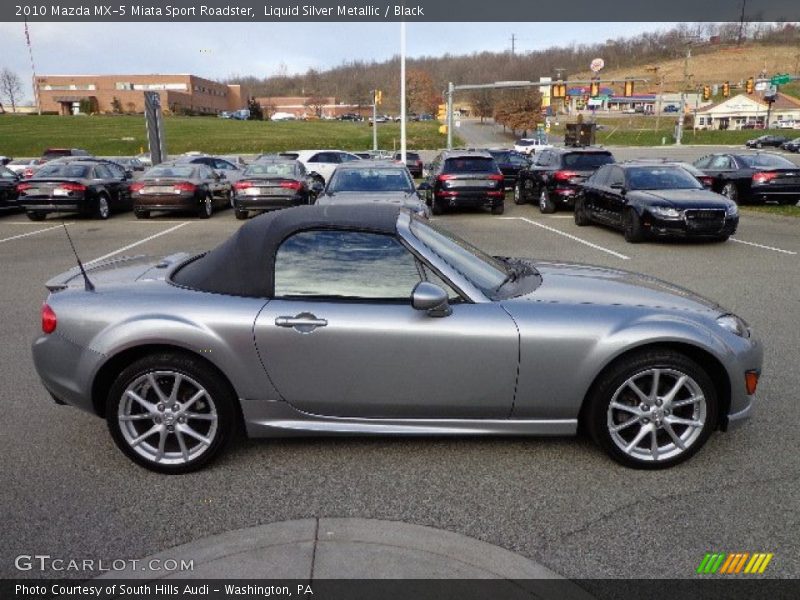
[633, 188, 732, 209]
[317, 191, 422, 208]
[45, 253, 190, 292]
[507, 261, 724, 314]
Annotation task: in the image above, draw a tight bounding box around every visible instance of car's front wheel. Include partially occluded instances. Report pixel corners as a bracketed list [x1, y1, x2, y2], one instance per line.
[574, 197, 591, 226]
[513, 181, 526, 205]
[586, 349, 718, 469]
[539, 188, 556, 214]
[106, 353, 236, 474]
[198, 194, 213, 219]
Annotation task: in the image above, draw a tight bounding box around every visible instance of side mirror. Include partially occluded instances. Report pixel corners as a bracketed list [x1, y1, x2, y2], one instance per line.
[412, 282, 451, 318]
[309, 180, 324, 194]
[610, 183, 625, 193]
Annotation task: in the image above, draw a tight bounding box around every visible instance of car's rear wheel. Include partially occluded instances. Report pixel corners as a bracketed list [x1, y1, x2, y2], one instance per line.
[586, 350, 718, 469]
[513, 182, 526, 205]
[721, 182, 739, 203]
[26, 211, 46, 221]
[491, 204, 505, 215]
[134, 209, 150, 219]
[539, 188, 556, 214]
[106, 353, 236, 474]
[235, 209, 249, 220]
[95, 194, 110, 220]
[574, 197, 591, 226]
[623, 209, 644, 243]
[198, 194, 213, 219]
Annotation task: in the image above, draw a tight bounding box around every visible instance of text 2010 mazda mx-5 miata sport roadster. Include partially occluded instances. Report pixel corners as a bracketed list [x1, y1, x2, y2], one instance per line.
[32, 205, 762, 473]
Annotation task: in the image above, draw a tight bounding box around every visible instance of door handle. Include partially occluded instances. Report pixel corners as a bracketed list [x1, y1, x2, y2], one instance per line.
[275, 313, 328, 333]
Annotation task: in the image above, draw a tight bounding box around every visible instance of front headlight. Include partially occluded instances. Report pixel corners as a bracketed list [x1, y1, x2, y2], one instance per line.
[650, 206, 682, 218]
[725, 203, 739, 217]
[717, 314, 750, 338]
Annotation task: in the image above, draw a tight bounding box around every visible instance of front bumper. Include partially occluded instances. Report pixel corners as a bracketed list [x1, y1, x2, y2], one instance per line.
[644, 214, 739, 238]
[719, 332, 763, 431]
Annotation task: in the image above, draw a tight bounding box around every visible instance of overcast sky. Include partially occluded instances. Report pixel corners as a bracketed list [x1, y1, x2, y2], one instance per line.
[0, 22, 675, 102]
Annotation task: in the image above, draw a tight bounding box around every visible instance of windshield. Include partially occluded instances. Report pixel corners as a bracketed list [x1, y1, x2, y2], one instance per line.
[736, 154, 795, 169]
[563, 153, 615, 169]
[489, 151, 512, 163]
[0, 167, 16, 179]
[626, 167, 703, 190]
[34, 165, 90, 179]
[409, 219, 509, 297]
[516, 139, 534, 146]
[246, 163, 296, 178]
[144, 166, 196, 178]
[328, 168, 414, 192]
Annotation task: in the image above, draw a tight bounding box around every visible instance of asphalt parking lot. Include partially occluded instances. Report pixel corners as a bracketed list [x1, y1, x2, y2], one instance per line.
[1, 148, 799, 581]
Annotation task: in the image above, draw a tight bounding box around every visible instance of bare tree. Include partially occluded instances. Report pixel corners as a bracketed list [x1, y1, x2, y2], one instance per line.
[260, 97, 278, 120]
[304, 95, 327, 118]
[0, 68, 23, 113]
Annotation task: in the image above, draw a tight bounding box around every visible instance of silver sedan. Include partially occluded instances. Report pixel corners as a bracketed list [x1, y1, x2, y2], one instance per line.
[32, 205, 762, 473]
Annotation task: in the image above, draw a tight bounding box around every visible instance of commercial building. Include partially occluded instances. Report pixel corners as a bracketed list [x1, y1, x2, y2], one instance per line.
[693, 92, 800, 130]
[35, 74, 249, 115]
[255, 96, 365, 119]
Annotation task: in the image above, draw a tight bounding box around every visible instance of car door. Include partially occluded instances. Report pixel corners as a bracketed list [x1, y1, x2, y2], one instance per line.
[102, 162, 131, 207]
[253, 229, 519, 419]
[604, 166, 627, 227]
[581, 165, 609, 217]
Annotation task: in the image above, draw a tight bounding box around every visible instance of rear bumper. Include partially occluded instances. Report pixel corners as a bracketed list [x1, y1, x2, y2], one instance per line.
[135, 194, 197, 211]
[234, 194, 308, 210]
[435, 191, 504, 208]
[32, 332, 103, 415]
[19, 200, 84, 212]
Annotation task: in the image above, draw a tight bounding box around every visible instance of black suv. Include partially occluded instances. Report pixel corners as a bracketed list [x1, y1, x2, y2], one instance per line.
[514, 147, 615, 213]
[745, 135, 789, 149]
[486, 149, 531, 188]
[418, 150, 505, 215]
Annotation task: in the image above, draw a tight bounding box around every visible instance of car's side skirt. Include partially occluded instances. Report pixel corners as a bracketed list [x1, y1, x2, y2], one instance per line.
[241, 400, 577, 438]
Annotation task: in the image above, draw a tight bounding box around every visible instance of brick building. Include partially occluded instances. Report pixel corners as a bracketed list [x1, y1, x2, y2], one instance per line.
[255, 96, 365, 119]
[35, 74, 249, 116]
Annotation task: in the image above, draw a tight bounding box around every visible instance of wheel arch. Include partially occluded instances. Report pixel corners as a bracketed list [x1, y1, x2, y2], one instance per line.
[577, 341, 731, 432]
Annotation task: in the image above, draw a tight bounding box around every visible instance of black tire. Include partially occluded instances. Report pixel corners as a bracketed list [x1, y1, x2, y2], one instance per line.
[513, 182, 526, 205]
[95, 194, 111, 220]
[134, 209, 150, 219]
[235, 209, 249, 220]
[539, 188, 556, 214]
[777, 197, 798, 206]
[431, 198, 444, 216]
[26, 211, 46, 221]
[198, 194, 213, 219]
[491, 204, 505, 215]
[623, 209, 644, 243]
[713, 235, 730, 243]
[585, 349, 718, 470]
[106, 352, 236, 474]
[574, 197, 591, 226]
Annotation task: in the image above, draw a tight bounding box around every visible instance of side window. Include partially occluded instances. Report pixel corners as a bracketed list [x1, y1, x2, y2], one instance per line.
[93, 165, 112, 179]
[709, 155, 731, 170]
[198, 166, 212, 180]
[419, 263, 461, 302]
[608, 167, 625, 187]
[274, 230, 422, 300]
[338, 153, 359, 163]
[535, 151, 550, 166]
[106, 163, 125, 178]
[296, 162, 306, 176]
[590, 165, 610, 187]
[694, 156, 712, 169]
[215, 159, 236, 170]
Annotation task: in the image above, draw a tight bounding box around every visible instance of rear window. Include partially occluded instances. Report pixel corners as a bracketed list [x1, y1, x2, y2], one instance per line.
[395, 153, 421, 160]
[443, 157, 499, 173]
[328, 168, 414, 192]
[736, 154, 795, 169]
[245, 163, 296, 178]
[489, 151, 512, 163]
[145, 166, 196, 178]
[279, 153, 300, 160]
[516, 140, 534, 146]
[562, 153, 615, 170]
[43, 149, 72, 159]
[34, 165, 90, 178]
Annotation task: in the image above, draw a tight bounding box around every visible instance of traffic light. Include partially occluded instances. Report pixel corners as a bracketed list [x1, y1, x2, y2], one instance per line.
[746, 77, 755, 94]
[623, 79, 634, 97]
[590, 78, 600, 98]
[702, 85, 711, 101]
[437, 103, 447, 121]
[550, 82, 566, 99]
[722, 81, 730, 98]
[373, 90, 382, 105]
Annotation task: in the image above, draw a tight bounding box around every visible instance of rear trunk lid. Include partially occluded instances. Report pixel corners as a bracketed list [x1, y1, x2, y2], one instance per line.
[45, 253, 191, 292]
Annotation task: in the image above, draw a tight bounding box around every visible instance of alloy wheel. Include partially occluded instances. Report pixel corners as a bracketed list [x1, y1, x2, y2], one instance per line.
[97, 196, 110, 219]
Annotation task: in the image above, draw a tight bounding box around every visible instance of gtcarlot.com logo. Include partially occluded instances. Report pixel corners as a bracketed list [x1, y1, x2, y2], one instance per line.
[697, 552, 774, 575]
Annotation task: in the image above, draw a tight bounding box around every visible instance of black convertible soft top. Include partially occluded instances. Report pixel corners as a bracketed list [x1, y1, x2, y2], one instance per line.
[172, 204, 401, 297]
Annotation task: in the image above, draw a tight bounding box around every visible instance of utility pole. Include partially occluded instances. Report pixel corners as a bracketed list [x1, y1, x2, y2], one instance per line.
[446, 81, 454, 150]
[737, 0, 747, 46]
[372, 90, 378, 151]
[400, 21, 407, 164]
[676, 47, 692, 145]
[510, 33, 516, 56]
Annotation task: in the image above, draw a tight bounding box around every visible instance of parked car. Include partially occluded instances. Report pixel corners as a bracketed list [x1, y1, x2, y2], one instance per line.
[513, 137, 553, 156]
[279, 150, 362, 185]
[576, 163, 739, 243]
[774, 119, 799, 130]
[486, 149, 531, 188]
[0, 156, 12, 166]
[744, 135, 789, 149]
[130, 163, 231, 219]
[418, 150, 505, 215]
[42, 148, 92, 162]
[135, 152, 153, 167]
[232, 159, 321, 219]
[17, 160, 132, 221]
[692, 152, 800, 205]
[780, 137, 800, 152]
[108, 157, 145, 173]
[32, 204, 762, 473]
[6, 158, 46, 178]
[0, 165, 21, 211]
[316, 160, 430, 218]
[338, 113, 362, 122]
[514, 147, 616, 213]
[663, 105, 680, 113]
[175, 155, 244, 184]
[741, 122, 765, 130]
[393, 151, 424, 178]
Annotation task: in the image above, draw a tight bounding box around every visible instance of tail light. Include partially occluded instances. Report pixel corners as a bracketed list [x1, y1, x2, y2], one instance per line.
[173, 182, 196, 192]
[59, 183, 86, 192]
[752, 172, 778, 184]
[437, 174, 456, 183]
[488, 174, 504, 182]
[698, 176, 714, 188]
[23, 168, 34, 178]
[17, 183, 32, 192]
[233, 181, 254, 190]
[41, 303, 57, 334]
[279, 181, 303, 191]
[553, 170, 578, 182]
[129, 182, 144, 192]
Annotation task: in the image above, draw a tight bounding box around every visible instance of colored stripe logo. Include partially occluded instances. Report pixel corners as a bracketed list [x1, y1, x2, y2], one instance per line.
[697, 552, 773, 574]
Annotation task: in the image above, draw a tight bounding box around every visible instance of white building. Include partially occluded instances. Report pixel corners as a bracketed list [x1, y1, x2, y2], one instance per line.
[694, 92, 800, 130]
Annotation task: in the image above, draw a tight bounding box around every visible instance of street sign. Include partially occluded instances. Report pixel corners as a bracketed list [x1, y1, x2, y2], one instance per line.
[765, 84, 778, 97]
[590, 58, 605, 73]
[770, 74, 791, 85]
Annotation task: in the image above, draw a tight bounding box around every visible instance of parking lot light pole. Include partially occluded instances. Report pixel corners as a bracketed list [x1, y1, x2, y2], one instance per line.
[400, 21, 407, 164]
[372, 91, 378, 151]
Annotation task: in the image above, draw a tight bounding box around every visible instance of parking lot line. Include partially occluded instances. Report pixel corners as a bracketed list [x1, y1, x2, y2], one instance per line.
[0, 223, 75, 245]
[85, 222, 191, 266]
[729, 238, 797, 255]
[499, 217, 631, 260]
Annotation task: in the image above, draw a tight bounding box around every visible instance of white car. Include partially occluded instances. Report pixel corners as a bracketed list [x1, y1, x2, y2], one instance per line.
[271, 112, 297, 121]
[513, 138, 553, 156]
[279, 150, 362, 184]
[5, 158, 46, 178]
[774, 120, 799, 130]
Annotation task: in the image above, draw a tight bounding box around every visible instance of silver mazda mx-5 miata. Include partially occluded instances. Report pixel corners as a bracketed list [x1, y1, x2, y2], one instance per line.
[33, 205, 762, 473]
